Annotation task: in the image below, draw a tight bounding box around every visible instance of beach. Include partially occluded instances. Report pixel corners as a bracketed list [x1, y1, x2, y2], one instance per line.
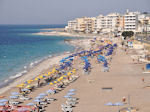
[0, 31, 150, 112]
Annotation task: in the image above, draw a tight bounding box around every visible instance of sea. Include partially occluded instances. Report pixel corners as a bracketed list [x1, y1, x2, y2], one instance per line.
[0, 25, 75, 88]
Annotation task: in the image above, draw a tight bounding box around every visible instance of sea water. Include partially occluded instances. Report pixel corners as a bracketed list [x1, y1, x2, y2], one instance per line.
[0, 25, 75, 87]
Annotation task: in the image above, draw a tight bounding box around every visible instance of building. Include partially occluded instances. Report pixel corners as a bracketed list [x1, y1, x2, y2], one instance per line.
[65, 17, 95, 33]
[65, 20, 77, 32]
[124, 10, 140, 32]
[65, 10, 149, 34]
[94, 13, 122, 34]
[137, 13, 150, 33]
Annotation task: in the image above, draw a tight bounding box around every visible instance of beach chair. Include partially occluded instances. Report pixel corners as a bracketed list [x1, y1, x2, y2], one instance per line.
[62, 107, 73, 112]
[66, 100, 76, 106]
[20, 96, 30, 100]
[46, 98, 56, 101]
[40, 101, 47, 105]
[61, 104, 72, 108]
[61, 104, 73, 112]
[9, 101, 19, 106]
[67, 97, 78, 101]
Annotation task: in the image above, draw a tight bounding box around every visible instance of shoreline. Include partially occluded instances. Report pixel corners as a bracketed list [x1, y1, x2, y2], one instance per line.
[0, 52, 71, 95]
[33, 31, 101, 38]
[0, 37, 90, 95]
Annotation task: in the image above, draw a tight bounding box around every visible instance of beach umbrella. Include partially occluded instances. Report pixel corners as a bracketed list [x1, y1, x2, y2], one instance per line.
[26, 85, 32, 89]
[49, 82, 53, 85]
[67, 92, 75, 96]
[27, 80, 34, 82]
[114, 102, 124, 106]
[46, 90, 53, 93]
[16, 85, 23, 88]
[68, 89, 76, 92]
[17, 107, 31, 112]
[21, 88, 29, 91]
[39, 93, 48, 96]
[0, 103, 5, 106]
[104, 102, 114, 106]
[54, 81, 57, 84]
[0, 99, 8, 103]
[10, 96, 19, 99]
[35, 96, 44, 99]
[35, 78, 40, 81]
[34, 99, 42, 102]
[64, 95, 72, 98]
[11, 92, 19, 96]
[26, 103, 35, 106]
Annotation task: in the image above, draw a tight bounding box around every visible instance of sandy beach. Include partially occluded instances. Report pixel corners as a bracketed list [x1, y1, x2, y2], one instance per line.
[0, 33, 150, 112]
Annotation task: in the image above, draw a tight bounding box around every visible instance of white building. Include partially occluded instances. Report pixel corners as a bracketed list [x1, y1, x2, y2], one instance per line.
[124, 10, 140, 32]
[65, 20, 77, 32]
[94, 13, 121, 33]
[137, 14, 150, 33]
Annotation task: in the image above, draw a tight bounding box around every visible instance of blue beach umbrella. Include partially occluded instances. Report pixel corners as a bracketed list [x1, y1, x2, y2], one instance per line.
[69, 89, 76, 92]
[34, 99, 42, 102]
[21, 88, 29, 91]
[35, 96, 44, 99]
[64, 95, 72, 98]
[104, 102, 114, 106]
[0, 103, 5, 106]
[46, 90, 53, 93]
[10, 96, 19, 99]
[26, 103, 35, 106]
[0, 99, 8, 103]
[11, 92, 19, 95]
[114, 102, 124, 106]
[39, 93, 48, 96]
[67, 92, 75, 96]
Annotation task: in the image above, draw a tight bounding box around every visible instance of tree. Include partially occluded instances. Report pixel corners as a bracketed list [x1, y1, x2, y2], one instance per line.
[122, 31, 134, 40]
[142, 12, 149, 14]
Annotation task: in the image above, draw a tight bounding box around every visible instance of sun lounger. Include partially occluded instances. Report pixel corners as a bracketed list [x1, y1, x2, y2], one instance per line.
[40, 101, 47, 105]
[66, 101, 76, 106]
[67, 97, 78, 101]
[62, 106, 73, 112]
[20, 96, 30, 100]
[9, 101, 19, 105]
[46, 98, 56, 101]
[61, 104, 73, 112]
[61, 104, 72, 108]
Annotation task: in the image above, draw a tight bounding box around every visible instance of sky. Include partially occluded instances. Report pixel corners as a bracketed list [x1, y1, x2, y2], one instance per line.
[0, 0, 150, 24]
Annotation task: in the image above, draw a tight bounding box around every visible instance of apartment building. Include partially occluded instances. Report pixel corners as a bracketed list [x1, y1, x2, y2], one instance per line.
[138, 14, 150, 33]
[65, 20, 77, 32]
[65, 17, 95, 33]
[94, 13, 124, 33]
[65, 10, 149, 34]
[124, 10, 140, 32]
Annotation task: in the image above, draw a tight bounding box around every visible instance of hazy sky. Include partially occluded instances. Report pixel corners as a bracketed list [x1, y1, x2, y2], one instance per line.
[0, 0, 150, 24]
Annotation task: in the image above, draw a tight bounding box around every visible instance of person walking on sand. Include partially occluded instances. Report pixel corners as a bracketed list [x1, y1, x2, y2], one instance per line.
[142, 78, 145, 83]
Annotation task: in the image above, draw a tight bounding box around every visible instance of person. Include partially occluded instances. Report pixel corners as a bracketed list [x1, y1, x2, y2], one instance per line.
[142, 78, 145, 82]
[19, 88, 21, 93]
[142, 67, 145, 71]
[122, 97, 126, 103]
[38, 79, 40, 87]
